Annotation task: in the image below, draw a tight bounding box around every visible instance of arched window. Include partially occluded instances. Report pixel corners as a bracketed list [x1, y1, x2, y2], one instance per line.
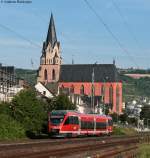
[52, 69, 56, 80]
[101, 85, 105, 96]
[91, 85, 95, 95]
[70, 85, 74, 93]
[80, 85, 84, 95]
[109, 85, 113, 104]
[44, 69, 48, 80]
[116, 85, 120, 113]
[101, 85, 105, 102]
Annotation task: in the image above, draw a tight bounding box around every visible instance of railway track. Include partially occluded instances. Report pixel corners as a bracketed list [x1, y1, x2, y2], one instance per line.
[0, 134, 149, 158]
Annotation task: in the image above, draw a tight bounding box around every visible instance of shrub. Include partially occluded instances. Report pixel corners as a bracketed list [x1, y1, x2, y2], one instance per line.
[113, 126, 137, 136]
[11, 89, 47, 135]
[0, 114, 25, 140]
[49, 94, 76, 111]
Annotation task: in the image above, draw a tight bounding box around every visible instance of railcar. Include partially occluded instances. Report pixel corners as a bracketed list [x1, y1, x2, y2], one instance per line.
[48, 110, 113, 137]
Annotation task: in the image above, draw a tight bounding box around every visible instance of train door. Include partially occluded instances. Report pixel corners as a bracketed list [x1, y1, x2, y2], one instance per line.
[61, 116, 79, 135]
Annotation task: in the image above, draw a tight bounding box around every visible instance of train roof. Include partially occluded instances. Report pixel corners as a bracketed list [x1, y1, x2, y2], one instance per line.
[50, 110, 112, 119]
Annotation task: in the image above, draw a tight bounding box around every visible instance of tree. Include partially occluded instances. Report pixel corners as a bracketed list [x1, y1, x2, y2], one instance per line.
[48, 94, 76, 111]
[11, 89, 47, 134]
[110, 113, 119, 123]
[119, 113, 128, 123]
[0, 102, 12, 116]
[140, 106, 150, 122]
[0, 114, 25, 139]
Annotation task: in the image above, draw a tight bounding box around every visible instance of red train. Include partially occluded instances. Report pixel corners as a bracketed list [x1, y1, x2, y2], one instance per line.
[48, 110, 113, 137]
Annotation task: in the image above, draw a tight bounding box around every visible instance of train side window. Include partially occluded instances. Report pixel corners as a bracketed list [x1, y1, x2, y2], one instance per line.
[81, 121, 86, 129]
[96, 122, 107, 129]
[64, 117, 70, 125]
[64, 116, 79, 125]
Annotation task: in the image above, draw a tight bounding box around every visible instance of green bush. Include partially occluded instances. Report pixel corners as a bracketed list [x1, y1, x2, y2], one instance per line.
[0, 114, 25, 140]
[113, 126, 137, 136]
[11, 89, 47, 135]
[48, 94, 76, 111]
[0, 102, 12, 115]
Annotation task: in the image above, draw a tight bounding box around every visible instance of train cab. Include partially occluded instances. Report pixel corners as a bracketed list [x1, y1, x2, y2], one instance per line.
[48, 110, 80, 137]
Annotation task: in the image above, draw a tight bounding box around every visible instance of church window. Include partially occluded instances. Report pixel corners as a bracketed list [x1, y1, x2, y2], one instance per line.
[80, 85, 84, 95]
[109, 85, 113, 104]
[52, 69, 56, 80]
[101, 85, 105, 102]
[101, 85, 105, 96]
[91, 85, 95, 98]
[116, 85, 120, 113]
[70, 85, 74, 93]
[44, 69, 48, 80]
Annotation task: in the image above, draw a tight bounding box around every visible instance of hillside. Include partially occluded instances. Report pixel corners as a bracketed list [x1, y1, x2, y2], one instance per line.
[15, 68, 37, 86]
[15, 68, 150, 102]
[120, 74, 150, 102]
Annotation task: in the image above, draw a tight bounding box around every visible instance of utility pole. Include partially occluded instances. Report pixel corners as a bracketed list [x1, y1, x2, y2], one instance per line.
[91, 66, 95, 113]
[92, 67, 95, 113]
[91, 63, 97, 113]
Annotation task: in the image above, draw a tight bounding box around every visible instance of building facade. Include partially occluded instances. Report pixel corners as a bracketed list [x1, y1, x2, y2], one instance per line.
[37, 14, 122, 114]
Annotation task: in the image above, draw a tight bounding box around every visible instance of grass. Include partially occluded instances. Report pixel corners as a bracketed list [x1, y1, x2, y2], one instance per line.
[113, 126, 137, 136]
[138, 144, 150, 158]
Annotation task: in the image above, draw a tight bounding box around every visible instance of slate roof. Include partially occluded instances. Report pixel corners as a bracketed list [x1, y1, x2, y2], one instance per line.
[59, 64, 120, 82]
[46, 82, 58, 94]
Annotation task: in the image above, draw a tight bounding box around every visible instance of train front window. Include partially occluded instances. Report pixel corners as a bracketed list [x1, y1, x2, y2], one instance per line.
[50, 117, 64, 125]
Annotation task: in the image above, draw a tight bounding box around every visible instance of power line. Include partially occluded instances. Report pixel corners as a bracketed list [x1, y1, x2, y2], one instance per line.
[111, 0, 141, 50]
[83, 0, 139, 68]
[0, 23, 41, 48]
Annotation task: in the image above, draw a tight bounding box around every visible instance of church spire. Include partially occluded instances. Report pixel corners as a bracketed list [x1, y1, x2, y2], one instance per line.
[46, 13, 57, 48]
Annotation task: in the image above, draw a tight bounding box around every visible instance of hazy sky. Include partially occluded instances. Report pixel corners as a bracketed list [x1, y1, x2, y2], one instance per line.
[0, 0, 150, 69]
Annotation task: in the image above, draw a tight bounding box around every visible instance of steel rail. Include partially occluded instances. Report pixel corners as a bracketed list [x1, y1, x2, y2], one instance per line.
[0, 137, 139, 158]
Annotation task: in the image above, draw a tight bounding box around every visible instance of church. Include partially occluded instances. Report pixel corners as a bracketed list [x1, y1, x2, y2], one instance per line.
[37, 14, 122, 114]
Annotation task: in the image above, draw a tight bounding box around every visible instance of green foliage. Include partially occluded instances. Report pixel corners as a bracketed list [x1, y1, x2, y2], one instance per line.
[0, 114, 25, 140]
[110, 113, 119, 123]
[120, 74, 150, 102]
[48, 94, 76, 111]
[119, 113, 128, 123]
[113, 126, 137, 136]
[0, 102, 12, 116]
[11, 89, 47, 134]
[139, 144, 150, 158]
[140, 106, 150, 120]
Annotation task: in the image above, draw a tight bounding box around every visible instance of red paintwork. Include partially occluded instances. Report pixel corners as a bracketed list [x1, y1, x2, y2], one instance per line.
[48, 111, 113, 137]
[59, 82, 122, 113]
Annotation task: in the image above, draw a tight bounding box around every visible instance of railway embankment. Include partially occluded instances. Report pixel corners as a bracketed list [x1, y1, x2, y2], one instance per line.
[0, 133, 150, 158]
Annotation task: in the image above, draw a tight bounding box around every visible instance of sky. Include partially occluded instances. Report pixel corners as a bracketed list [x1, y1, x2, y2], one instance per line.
[0, 0, 150, 69]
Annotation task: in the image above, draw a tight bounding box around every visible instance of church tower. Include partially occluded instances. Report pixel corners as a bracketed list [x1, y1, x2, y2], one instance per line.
[37, 14, 62, 84]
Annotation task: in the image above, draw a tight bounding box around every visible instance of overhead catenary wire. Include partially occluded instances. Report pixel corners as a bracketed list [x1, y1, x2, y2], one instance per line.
[83, 0, 139, 68]
[0, 23, 41, 48]
[111, 0, 141, 50]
